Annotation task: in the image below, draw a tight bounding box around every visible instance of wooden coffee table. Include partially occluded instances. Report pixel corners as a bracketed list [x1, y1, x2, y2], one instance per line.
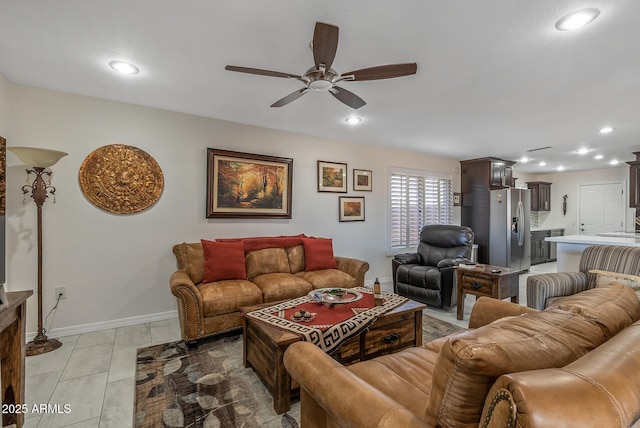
[241, 297, 426, 414]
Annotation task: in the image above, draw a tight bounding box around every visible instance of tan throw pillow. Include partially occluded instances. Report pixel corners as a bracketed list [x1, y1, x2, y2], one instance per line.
[589, 269, 640, 291]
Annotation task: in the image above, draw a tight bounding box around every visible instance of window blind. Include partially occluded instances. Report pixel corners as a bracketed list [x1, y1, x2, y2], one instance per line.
[389, 167, 453, 251]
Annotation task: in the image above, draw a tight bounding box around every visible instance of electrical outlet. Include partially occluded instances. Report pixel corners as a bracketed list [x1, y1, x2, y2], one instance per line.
[55, 286, 67, 299]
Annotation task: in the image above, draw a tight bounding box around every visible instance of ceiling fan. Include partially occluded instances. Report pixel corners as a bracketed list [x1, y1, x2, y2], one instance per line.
[225, 22, 417, 109]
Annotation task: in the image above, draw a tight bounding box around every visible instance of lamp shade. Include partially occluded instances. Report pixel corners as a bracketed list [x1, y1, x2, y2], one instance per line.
[7, 147, 68, 168]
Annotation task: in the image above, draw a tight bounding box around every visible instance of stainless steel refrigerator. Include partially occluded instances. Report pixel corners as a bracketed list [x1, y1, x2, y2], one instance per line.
[489, 188, 531, 270]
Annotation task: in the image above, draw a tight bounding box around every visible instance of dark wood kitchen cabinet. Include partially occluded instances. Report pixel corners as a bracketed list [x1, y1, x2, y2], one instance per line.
[460, 157, 516, 264]
[531, 230, 550, 265]
[531, 228, 564, 265]
[527, 181, 552, 212]
[627, 152, 640, 209]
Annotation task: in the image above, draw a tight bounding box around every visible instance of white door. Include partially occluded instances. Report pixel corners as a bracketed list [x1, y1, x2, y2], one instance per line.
[579, 183, 624, 234]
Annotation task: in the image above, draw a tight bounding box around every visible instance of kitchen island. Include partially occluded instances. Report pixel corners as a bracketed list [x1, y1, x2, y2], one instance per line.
[546, 233, 640, 272]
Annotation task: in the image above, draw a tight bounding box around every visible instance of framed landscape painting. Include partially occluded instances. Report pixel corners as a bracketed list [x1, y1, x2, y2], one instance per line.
[353, 169, 372, 191]
[207, 148, 293, 218]
[318, 160, 347, 193]
[339, 196, 365, 222]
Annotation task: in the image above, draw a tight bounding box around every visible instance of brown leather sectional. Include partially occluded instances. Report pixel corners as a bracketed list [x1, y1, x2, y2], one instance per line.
[284, 282, 640, 427]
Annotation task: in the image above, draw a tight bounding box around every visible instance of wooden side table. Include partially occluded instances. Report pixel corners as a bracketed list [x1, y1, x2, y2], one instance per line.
[1, 290, 33, 428]
[456, 265, 524, 320]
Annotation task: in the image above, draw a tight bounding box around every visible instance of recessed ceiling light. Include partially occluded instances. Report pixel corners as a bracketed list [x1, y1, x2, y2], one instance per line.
[599, 126, 613, 134]
[557, 166, 565, 171]
[610, 159, 619, 165]
[594, 154, 604, 160]
[577, 147, 589, 155]
[345, 116, 362, 125]
[555, 8, 600, 31]
[109, 60, 140, 75]
[520, 156, 530, 163]
[538, 161, 546, 167]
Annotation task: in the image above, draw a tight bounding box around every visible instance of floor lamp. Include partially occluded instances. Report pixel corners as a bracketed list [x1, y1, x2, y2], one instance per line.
[7, 147, 68, 356]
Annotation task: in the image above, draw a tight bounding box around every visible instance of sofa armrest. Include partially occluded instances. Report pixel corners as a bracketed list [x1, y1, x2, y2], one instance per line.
[525, 272, 588, 310]
[468, 297, 538, 329]
[284, 342, 432, 428]
[335, 256, 370, 287]
[437, 257, 470, 268]
[169, 269, 204, 342]
[394, 252, 421, 265]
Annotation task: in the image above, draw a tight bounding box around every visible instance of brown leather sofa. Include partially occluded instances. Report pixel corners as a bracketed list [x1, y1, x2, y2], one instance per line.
[283, 283, 640, 428]
[170, 237, 369, 344]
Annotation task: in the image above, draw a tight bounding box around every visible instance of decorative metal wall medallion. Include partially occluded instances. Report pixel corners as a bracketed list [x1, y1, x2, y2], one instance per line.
[79, 144, 164, 214]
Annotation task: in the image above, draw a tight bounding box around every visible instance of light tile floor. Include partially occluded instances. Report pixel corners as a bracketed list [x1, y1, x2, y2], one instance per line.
[21, 262, 556, 427]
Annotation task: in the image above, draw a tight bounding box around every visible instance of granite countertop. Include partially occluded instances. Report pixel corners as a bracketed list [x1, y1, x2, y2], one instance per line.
[545, 234, 640, 247]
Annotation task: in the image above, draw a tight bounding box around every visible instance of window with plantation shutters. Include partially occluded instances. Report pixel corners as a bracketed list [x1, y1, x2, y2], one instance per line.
[389, 167, 453, 253]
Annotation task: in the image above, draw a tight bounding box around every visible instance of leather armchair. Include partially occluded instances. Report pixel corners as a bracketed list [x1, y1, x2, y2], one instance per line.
[392, 225, 474, 308]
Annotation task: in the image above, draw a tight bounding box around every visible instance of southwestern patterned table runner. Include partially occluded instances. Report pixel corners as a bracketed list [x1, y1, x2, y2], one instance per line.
[245, 287, 408, 354]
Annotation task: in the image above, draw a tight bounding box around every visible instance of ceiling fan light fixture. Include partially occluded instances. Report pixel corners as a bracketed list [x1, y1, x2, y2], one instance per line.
[555, 8, 600, 31]
[345, 116, 362, 125]
[109, 60, 139, 75]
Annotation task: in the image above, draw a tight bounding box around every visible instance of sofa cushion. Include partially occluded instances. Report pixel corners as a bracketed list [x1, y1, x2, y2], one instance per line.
[199, 279, 262, 316]
[426, 287, 639, 428]
[245, 247, 290, 279]
[347, 347, 439, 419]
[217, 234, 306, 251]
[201, 239, 247, 283]
[286, 245, 306, 273]
[396, 265, 441, 290]
[302, 238, 337, 271]
[251, 273, 313, 302]
[295, 269, 356, 289]
[590, 269, 640, 292]
[172, 242, 205, 284]
[545, 282, 640, 336]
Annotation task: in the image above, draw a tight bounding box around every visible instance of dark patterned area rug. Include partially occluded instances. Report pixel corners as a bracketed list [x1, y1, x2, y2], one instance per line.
[135, 314, 461, 428]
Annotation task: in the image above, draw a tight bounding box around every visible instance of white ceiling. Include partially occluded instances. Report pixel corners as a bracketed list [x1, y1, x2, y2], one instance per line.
[1, 1, 639, 173]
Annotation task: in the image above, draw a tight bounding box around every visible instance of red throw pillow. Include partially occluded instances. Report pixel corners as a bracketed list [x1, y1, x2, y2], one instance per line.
[201, 239, 247, 282]
[302, 237, 337, 271]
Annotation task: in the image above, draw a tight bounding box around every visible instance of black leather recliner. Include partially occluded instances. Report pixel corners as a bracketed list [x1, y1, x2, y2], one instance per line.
[392, 225, 474, 308]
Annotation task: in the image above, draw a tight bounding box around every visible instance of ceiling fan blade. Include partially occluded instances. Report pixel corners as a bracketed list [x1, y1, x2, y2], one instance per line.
[271, 88, 310, 107]
[343, 63, 417, 81]
[225, 65, 301, 79]
[329, 86, 366, 109]
[312, 22, 339, 71]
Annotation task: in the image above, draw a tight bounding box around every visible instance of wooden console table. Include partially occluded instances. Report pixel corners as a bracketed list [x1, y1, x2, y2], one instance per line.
[1, 290, 33, 428]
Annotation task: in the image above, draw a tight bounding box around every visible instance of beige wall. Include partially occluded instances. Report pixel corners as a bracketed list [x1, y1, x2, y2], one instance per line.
[5, 83, 461, 336]
[0, 74, 9, 137]
[530, 167, 634, 235]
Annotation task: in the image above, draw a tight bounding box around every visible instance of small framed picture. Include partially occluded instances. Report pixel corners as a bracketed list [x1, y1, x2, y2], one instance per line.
[318, 161, 348, 193]
[339, 196, 365, 222]
[353, 169, 372, 191]
[453, 193, 462, 206]
[0, 284, 7, 312]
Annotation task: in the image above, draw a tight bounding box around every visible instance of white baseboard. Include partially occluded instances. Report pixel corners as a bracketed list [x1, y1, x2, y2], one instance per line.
[27, 310, 178, 341]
